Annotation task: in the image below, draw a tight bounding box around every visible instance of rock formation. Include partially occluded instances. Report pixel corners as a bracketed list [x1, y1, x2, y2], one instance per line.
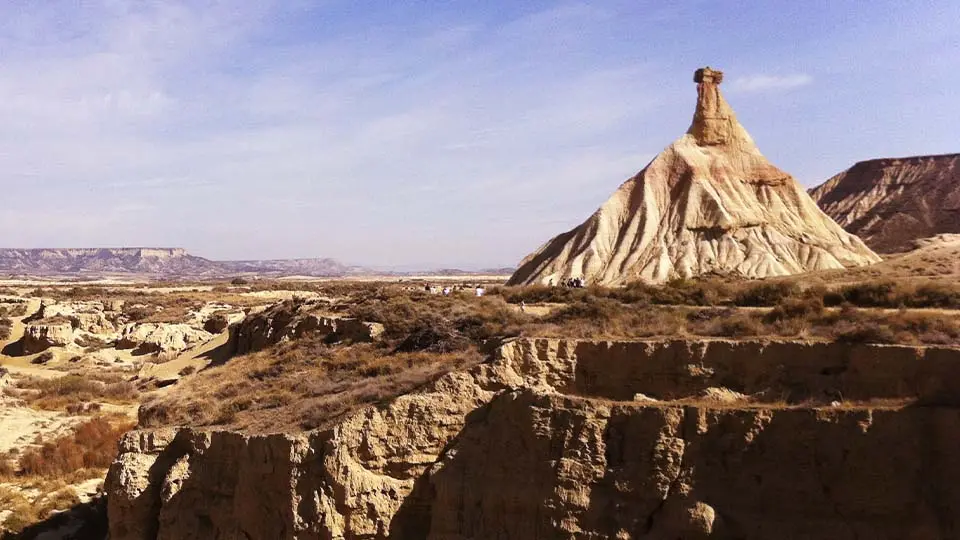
[108, 338, 960, 539]
[509, 68, 879, 286]
[117, 323, 212, 356]
[21, 318, 75, 354]
[810, 153, 960, 253]
[231, 299, 384, 355]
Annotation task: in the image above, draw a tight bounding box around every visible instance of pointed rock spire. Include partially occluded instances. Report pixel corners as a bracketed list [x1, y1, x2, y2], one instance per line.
[688, 67, 746, 147]
[507, 67, 880, 286]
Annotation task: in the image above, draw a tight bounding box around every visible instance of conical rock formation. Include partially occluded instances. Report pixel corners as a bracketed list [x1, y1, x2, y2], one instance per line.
[508, 67, 880, 286]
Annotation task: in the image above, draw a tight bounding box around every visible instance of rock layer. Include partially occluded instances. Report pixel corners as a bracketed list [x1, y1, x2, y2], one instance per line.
[810, 153, 960, 253]
[509, 67, 879, 286]
[108, 338, 960, 539]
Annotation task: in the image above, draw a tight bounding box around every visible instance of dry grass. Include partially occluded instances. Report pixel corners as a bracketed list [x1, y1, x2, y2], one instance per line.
[139, 336, 483, 433]
[494, 278, 960, 310]
[16, 417, 132, 479]
[0, 303, 28, 318]
[0, 417, 128, 535]
[9, 373, 138, 411]
[0, 317, 11, 341]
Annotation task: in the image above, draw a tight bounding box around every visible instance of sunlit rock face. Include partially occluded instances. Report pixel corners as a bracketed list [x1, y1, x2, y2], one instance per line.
[509, 67, 879, 286]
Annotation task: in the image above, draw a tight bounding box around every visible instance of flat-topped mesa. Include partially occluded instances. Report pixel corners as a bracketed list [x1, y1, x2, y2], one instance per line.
[688, 67, 749, 147]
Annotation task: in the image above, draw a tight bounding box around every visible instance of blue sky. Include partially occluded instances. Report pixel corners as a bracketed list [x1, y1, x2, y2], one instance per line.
[0, 1, 957, 268]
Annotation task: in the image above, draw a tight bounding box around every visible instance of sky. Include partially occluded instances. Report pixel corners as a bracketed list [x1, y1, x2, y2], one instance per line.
[0, 1, 957, 269]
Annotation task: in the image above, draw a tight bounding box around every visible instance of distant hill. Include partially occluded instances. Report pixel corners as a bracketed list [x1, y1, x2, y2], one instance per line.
[0, 248, 509, 279]
[810, 153, 960, 253]
[0, 248, 222, 277]
[219, 258, 357, 277]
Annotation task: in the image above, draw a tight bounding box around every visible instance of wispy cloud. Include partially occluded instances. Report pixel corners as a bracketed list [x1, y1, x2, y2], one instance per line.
[0, 1, 956, 267]
[729, 74, 813, 93]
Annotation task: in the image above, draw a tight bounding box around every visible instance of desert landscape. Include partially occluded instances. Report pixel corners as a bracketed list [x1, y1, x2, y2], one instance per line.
[2, 2, 959, 538]
[1, 62, 960, 538]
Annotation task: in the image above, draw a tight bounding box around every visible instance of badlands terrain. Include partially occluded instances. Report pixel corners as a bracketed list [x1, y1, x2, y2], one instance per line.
[811, 153, 960, 253]
[2, 266, 960, 537]
[1, 67, 959, 539]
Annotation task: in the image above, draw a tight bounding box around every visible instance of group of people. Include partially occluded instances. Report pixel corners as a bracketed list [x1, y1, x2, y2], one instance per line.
[421, 283, 486, 296]
[551, 277, 585, 288]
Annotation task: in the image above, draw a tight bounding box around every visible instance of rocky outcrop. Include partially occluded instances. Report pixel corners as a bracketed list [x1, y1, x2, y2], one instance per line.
[21, 318, 75, 354]
[232, 300, 384, 355]
[107, 338, 960, 539]
[39, 300, 116, 334]
[810, 153, 960, 253]
[117, 323, 212, 355]
[509, 67, 879, 286]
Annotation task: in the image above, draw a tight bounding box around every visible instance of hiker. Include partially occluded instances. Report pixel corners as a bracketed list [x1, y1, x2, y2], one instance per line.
[520, 300, 526, 313]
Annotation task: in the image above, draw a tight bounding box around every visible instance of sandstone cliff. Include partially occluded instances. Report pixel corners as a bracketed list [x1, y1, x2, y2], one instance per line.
[509, 68, 879, 286]
[108, 338, 960, 539]
[810, 153, 960, 253]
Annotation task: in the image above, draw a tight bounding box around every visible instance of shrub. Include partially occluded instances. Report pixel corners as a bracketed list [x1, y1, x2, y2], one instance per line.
[733, 281, 800, 307]
[833, 322, 897, 344]
[231, 277, 250, 286]
[0, 317, 12, 340]
[32, 351, 56, 364]
[764, 296, 825, 323]
[15, 375, 138, 411]
[905, 283, 960, 309]
[843, 282, 899, 307]
[123, 305, 155, 321]
[17, 417, 132, 478]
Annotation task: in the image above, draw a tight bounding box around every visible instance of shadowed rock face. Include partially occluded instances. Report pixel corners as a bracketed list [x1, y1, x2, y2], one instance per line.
[810, 153, 960, 253]
[108, 338, 960, 539]
[507, 67, 879, 286]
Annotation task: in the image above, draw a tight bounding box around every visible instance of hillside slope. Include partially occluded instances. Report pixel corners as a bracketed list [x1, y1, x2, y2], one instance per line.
[809, 153, 960, 253]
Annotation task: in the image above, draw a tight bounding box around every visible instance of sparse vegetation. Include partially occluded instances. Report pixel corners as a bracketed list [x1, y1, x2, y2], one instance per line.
[0, 417, 125, 536]
[0, 317, 11, 340]
[9, 373, 137, 411]
[17, 418, 132, 479]
[139, 336, 484, 432]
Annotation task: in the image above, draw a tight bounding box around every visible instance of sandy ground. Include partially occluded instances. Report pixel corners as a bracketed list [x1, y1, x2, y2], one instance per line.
[0, 398, 79, 454]
[510, 303, 563, 317]
[138, 331, 232, 385]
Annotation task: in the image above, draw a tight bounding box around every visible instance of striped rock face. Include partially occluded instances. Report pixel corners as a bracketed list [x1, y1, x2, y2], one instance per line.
[810, 153, 960, 254]
[509, 67, 880, 286]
